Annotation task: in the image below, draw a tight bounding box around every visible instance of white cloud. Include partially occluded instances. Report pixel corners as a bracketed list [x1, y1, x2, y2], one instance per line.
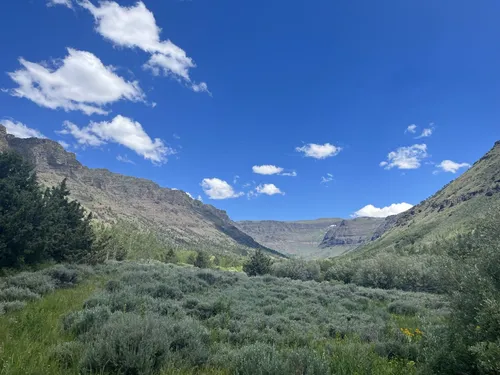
[58, 140, 70, 149]
[7, 48, 144, 115]
[59, 115, 174, 163]
[80, 0, 208, 93]
[197, 195, 203, 202]
[296, 143, 342, 159]
[281, 171, 297, 177]
[185, 192, 194, 199]
[380, 144, 428, 170]
[0, 119, 45, 139]
[321, 173, 334, 183]
[353, 202, 413, 218]
[405, 124, 417, 134]
[116, 154, 135, 164]
[252, 165, 284, 175]
[416, 128, 433, 138]
[255, 183, 285, 196]
[47, 0, 73, 8]
[436, 160, 471, 173]
[201, 178, 243, 200]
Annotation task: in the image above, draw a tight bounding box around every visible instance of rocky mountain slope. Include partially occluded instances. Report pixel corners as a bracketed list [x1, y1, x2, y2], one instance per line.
[358, 140, 500, 256]
[0, 125, 281, 258]
[237, 217, 383, 258]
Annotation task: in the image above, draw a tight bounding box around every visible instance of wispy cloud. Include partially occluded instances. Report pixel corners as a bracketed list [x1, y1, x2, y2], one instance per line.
[116, 154, 136, 165]
[405, 124, 417, 134]
[321, 173, 334, 183]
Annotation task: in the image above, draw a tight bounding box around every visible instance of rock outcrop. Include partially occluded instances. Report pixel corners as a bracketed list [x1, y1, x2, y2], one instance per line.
[0, 126, 280, 257]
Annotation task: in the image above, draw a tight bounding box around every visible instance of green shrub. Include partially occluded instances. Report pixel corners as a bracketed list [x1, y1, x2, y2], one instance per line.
[48, 341, 84, 368]
[243, 249, 272, 276]
[271, 260, 320, 281]
[388, 301, 419, 316]
[0, 287, 40, 302]
[0, 300, 26, 314]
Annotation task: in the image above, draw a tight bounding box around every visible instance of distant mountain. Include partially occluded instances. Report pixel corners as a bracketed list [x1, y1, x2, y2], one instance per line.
[358, 140, 500, 255]
[0, 125, 283, 258]
[237, 217, 383, 259]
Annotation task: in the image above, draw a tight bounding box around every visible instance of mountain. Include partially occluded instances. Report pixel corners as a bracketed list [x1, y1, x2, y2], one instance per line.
[358, 140, 500, 255]
[0, 125, 282, 258]
[236, 217, 383, 259]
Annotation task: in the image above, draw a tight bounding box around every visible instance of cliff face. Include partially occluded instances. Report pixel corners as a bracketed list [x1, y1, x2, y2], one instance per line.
[319, 218, 384, 249]
[0, 125, 280, 257]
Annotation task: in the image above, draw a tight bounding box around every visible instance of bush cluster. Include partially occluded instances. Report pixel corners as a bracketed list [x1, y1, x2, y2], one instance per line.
[56, 261, 445, 374]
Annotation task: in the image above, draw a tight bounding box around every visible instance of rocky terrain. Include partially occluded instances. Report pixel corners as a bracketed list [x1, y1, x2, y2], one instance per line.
[0, 125, 281, 257]
[359, 140, 500, 255]
[237, 217, 383, 258]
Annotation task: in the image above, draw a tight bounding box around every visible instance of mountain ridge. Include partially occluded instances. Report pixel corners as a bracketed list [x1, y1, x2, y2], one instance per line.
[0, 125, 283, 258]
[356, 140, 500, 255]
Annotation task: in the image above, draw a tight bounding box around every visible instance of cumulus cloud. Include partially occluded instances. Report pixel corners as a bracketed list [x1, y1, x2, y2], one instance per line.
[252, 165, 284, 175]
[380, 144, 428, 170]
[0, 119, 45, 139]
[47, 0, 73, 7]
[436, 160, 471, 173]
[7, 48, 144, 115]
[296, 143, 341, 159]
[255, 183, 285, 196]
[80, 0, 208, 93]
[405, 124, 417, 134]
[321, 173, 334, 183]
[353, 203, 413, 218]
[201, 178, 243, 200]
[59, 115, 174, 163]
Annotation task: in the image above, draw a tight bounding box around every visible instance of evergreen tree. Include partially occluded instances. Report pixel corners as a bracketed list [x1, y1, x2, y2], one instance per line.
[42, 179, 95, 263]
[164, 247, 177, 264]
[243, 249, 272, 276]
[194, 250, 210, 268]
[0, 153, 45, 267]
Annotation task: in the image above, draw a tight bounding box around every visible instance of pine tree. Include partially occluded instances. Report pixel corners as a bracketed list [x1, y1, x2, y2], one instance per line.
[194, 250, 210, 268]
[42, 179, 95, 263]
[164, 247, 177, 264]
[0, 153, 47, 267]
[243, 249, 272, 276]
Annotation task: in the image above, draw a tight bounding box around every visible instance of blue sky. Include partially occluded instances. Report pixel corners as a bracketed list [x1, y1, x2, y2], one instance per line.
[1, 0, 499, 221]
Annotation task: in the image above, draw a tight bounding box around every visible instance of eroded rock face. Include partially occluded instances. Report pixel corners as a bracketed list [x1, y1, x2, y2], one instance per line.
[319, 218, 384, 248]
[0, 127, 278, 257]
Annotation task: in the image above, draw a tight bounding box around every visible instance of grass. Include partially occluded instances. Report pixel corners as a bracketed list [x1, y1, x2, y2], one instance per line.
[0, 261, 448, 374]
[0, 278, 104, 375]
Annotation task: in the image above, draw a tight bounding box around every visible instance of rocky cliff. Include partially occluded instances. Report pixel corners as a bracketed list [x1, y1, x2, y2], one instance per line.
[0, 125, 281, 257]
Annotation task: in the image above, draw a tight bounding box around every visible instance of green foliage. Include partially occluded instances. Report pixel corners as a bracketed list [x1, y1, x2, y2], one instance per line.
[0, 152, 46, 267]
[243, 248, 272, 276]
[194, 250, 211, 268]
[37, 261, 445, 374]
[424, 208, 500, 374]
[270, 259, 321, 281]
[0, 153, 96, 268]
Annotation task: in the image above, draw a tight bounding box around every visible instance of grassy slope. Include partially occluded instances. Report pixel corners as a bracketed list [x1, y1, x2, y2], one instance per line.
[0, 279, 103, 375]
[355, 141, 500, 257]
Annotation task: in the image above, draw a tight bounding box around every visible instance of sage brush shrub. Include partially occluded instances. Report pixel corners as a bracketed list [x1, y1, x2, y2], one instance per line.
[56, 261, 445, 373]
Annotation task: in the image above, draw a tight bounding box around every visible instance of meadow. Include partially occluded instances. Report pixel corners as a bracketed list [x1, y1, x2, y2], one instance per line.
[0, 261, 447, 375]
